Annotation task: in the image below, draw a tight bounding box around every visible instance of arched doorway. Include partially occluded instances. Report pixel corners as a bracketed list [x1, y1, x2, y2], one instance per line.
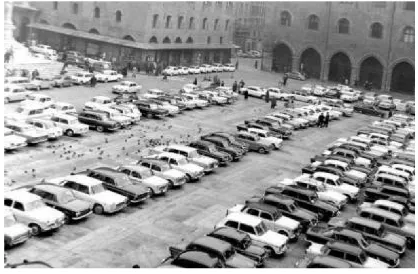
[272, 43, 293, 73]
[19, 17, 30, 42]
[62, 23, 77, 30]
[300, 48, 321, 79]
[391, 62, 415, 93]
[359, 57, 383, 89]
[89, 28, 100, 35]
[328, 52, 351, 83]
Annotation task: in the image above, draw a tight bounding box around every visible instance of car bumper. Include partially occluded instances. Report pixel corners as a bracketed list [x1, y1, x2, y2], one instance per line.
[106, 202, 128, 212]
[43, 219, 65, 231]
[27, 136, 48, 144]
[154, 185, 169, 195]
[203, 163, 219, 173]
[72, 210, 93, 220]
[130, 193, 150, 204]
[5, 142, 27, 151]
[190, 171, 205, 180]
[9, 234, 30, 246]
[74, 127, 89, 135]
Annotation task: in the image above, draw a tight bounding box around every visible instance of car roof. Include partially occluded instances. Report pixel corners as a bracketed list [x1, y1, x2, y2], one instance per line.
[324, 159, 348, 167]
[312, 255, 352, 268]
[92, 96, 111, 101]
[159, 152, 186, 160]
[62, 174, 102, 186]
[5, 189, 41, 203]
[248, 128, 267, 134]
[336, 228, 363, 239]
[191, 236, 231, 253]
[168, 144, 196, 152]
[375, 200, 405, 210]
[361, 207, 402, 220]
[210, 227, 247, 241]
[92, 167, 126, 177]
[176, 251, 219, 267]
[52, 113, 77, 120]
[28, 93, 51, 98]
[375, 173, 406, 182]
[264, 194, 294, 205]
[118, 165, 149, 173]
[246, 202, 279, 214]
[349, 216, 381, 229]
[327, 241, 362, 254]
[313, 172, 339, 180]
[54, 102, 74, 107]
[226, 212, 262, 227]
[33, 184, 68, 195]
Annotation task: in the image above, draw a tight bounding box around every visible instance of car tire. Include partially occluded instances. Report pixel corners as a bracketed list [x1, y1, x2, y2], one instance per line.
[66, 129, 74, 137]
[258, 147, 266, 154]
[97, 126, 104, 132]
[64, 215, 70, 224]
[407, 237, 414, 249]
[37, 86, 41, 91]
[29, 223, 41, 236]
[167, 180, 175, 189]
[93, 204, 104, 215]
[148, 187, 155, 197]
[186, 174, 193, 182]
[4, 97, 10, 104]
[260, 95, 265, 99]
[59, 83, 63, 88]
[264, 246, 275, 257]
[308, 100, 312, 104]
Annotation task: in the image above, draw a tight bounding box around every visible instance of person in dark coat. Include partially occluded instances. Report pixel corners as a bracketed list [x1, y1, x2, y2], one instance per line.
[265, 89, 270, 103]
[317, 113, 324, 128]
[283, 74, 288, 86]
[324, 112, 330, 128]
[193, 78, 197, 85]
[221, 81, 224, 86]
[271, 97, 277, 109]
[239, 80, 245, 88]
[244, 89, 249, 100]
[254, 60, 258, 69]
[232, 81, 238, 93]
[388, 109, 393, 118]
[90, 74, 97, 87]
[235, 60, 239, 70]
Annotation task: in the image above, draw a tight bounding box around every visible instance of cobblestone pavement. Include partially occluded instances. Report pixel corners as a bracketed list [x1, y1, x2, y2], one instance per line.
[4, 60, 415, 268]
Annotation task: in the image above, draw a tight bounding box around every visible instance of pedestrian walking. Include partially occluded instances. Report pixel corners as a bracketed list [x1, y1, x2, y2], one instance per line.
[324, 112, 330, 128]
[90, 74, 97, 87]
[244, 89, 249, 100]
[270, 97, 277, 109]
[265, 90, 270, 103]
[31, 69, 37, 80]
[388, 109, 393, 118]
[221, 81, 225, 87]
[254, 60, 258, 69]
[193, 77, 198, 85]
[283, 74, 288, 86]
[317, 113, 324, 128]
[232, 81, 238, 93]
[132, 66, 137, 78]
[290, 98, 295, 108]
[235, 60, 239, 70]
[344, 78, 349, 86]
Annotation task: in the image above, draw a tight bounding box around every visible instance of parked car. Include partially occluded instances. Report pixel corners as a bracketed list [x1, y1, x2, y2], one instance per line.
[249, 117, 293, 138]
[4, 84, 32, 104]
[50, 102, 77, 115]
[188, 66, 201, 74]
[246, 86, 266, 99]
[234, 132, 274, 154]
[50, 113, 89, 137]
[30, 44, 56, 55]
[188, 140, 232, 166]
[358, 200, 414, 226]
[4, 208, 31, 248]
[246, 128, 283, 149]
[47, 174, 128, 214]
[4, 190, 66, 236]
[354, 103, 386, 117]
[52, 75, 73, 88]
[203, 132, 249, 153]
[110, 104, 141, 124]
[134, 158, 187, 188]
[265, 87, 294, 101]
[290, 90, 318, 104]
[28, 184, 92, 223]
[285, 71, 306, 81]
[5, 120, 48, 145]
[95, 70, 123, 82]
[182, 93, 209, 108]
[112, 81, 142, 94]
[159, 250, 225, 268]
[77, 110, 121, 132]
[4, 128, 27, 151]
[144, 88, 167, 99]
[134, 100, 169, 118]
[21, 93, 54, 109]
[200, 136, 244, 161]
[162, 66, 179, 76]
[70, 72, 93, 85]
[296, 255, 352, 268]
[26, 118, 63, 140]
[149, 99, 180, 115]
[84, 96, 115, 111]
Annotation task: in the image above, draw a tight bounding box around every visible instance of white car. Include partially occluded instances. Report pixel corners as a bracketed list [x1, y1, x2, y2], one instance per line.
[4, 190, 65, 235]
[71, 72, 93, 85]
[27, 118, 63, 140]
[247, 128, 283, 149]
[266, 87, 293, 101]
[340, 92, 358, 102]
[5, 120, 49, 145]
[323, 159, 368, 183]
[112, 81, 142, 94]
[212, 63, 224, 72]
[247, 86, 266, 99]
[290, 90, 319, 104]
[377, 94, 393, 102]
[179, 67, 190, 75]
[146, 152, 205, 181]
[50, 113, 89, 137]
[182, 93, 209, 107]
[215, 212, 289, 256]
[110, 104, 141, 124]
[50, 102, 77, 114]
[94, 107, 132, 127]
[162, 66, 179, 76]
[4, 128, 27, 151]
[317, 105, 342, 120]
[29, 44, 56, 55]
[6, 103, 54, 121]
[84, 96, 115, 111]
[47, 175, 128, 214]
[4, 208, 31, 247]
[21, 93, 54, 109]
[4, 84, 33, 104]
[152, 144, 219, 173]
[151, 101, 179, 115]
[202, 64, 214, 73]
[312, 172, 360, 201]
[95, 70, 123, 82]
[182, 84, 199, 93]
[200, 90, 228, 105]
[188, 66, 201, 74]
[224, 63, 236, 72]
[143, 88, 166, 99]
[199, 65, 208, 73]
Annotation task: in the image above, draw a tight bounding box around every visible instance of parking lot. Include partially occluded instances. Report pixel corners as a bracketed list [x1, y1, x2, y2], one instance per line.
[4, 60, 415, 268]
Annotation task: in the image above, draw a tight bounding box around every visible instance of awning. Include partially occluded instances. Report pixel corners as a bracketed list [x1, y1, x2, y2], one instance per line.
[28, 23, 236, 51]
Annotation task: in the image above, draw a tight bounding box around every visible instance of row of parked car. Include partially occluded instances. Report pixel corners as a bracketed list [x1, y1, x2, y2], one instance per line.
[162, 63, 236, 76]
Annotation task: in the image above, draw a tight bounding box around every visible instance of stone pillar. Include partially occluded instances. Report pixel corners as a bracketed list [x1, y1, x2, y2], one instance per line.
[384, 68, 392, 92]
[350, 66, 358, 86]
[261, 51, 272, 71]
[292, 55, 300, 72]
[4, 1, 16, 51]
[321, 60, 330, 81]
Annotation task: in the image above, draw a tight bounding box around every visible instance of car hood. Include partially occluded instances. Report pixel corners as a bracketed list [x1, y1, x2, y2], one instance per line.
[259, 230, 288, 247]
[4, 134, 27, 144]
[401, 223, 415, 235]
[4, 223, 30, 238]
[259, 138, 274, 147]
[340, 183, 359, 194]
[194, 155, 218, 165]
[162, 169, 185, 179]
[179, 163, 204, 173]
[363, 257, 389, 268]
[227, 253, 257, 268]
[345, 169, 367, 180]
[276, 216, 300, 230]
[245, 244, 267, 257]
[91, 190, 126, 204]
[120, 183, 149, 194]
[264, 137, 283, 144]
[355, 157, 371, 167]
[294, 209, 317, 222]
[143, 176, 168, 187]
[405, 213, 415, 224]
[383, 232, 407, 247]
[26, 206, 65, 223]
[64, 199, 92, 212]
[320, 191, 347, 203]
[367, 244, 399, 261]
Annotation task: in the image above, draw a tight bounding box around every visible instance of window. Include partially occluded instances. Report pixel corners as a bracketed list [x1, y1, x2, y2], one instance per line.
[246, 208, 259, 216]
[165, 15, 172, 28]
[370, 22, 383, 38]
[53, 1, 58, 10]
[189, 17, 195, 29]
[178, 16, 184, 29]
[13, 202, 24, 211]
[152, 14, 159, 28]
[280, 11, 291, 26]
[202, 18, 208, 30]
[4, 198, 13, 207]
[94, 7, 100, 18]
[403, 26, 414, 43]
[338, 18, 350, 34]
[214, 19, 219, 30]
[239, 224, 255, 234]
[116, 10, 122, 22]
[186, 37, 193, 44]
[220, 37, 223, 44]
[77, 184, 89, 194]
[225, 19, 229, 31]
[328, 249, 344, 259]
[225, 220, 239, 229]
[404, 2, 415, 10]
[308, 15, 319, 30]
[72, 3, 78, 14]
[345, 253, 360, 264]
[149, 36, 158, 43]
[260, 212, 273, 221]
[207, 36, 211, 44]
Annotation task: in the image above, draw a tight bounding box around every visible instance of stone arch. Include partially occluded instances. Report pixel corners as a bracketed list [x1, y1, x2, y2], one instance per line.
[175, 37, 182, 43]
[272, 42, 294, 73]
[300, 47, 322, 79]
[89, 28, 100, 35]
[359, 56, 384, 89]
[149, 36, 158, 43]
[123, 35, 135, 41]
[186, 37, 193, 44]
[62, 22, 77, 30]
[390, 60, 415, 93]
[162, 36, 171, 44]
[328, 52, 352, 83]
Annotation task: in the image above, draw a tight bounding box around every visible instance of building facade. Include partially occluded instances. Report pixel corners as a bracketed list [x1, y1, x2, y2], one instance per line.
[19, 1, 235, 67]
[261, 1, 415, 93]
[233, 1, 266, 52]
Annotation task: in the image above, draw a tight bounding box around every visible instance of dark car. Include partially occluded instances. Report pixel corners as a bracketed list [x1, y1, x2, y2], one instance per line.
[363, 185, 411, 203]
[200, 136, 243, 161]
[29, 184, 92, 223]
[237, 123, 283, 140]
[296, 255, 352, 268]
[353, 103, 386, 117]
[113, 92, 139, 104]
[188, 140, 232, 166]
[203, 132, 249, 153]
[207, 227, 268, 267]
[323, 88, 341, 99]
[76, 167, 151, 204]
[301, 164, 362, 188]
[305, 226, 400, 267]
[52, 75, 73, 88]
[245, 118, 292, 139]
[233, 132, 273, 154]
[246, 195, 318, 231]
[133, 99, 169, 118]
[169, 236, 257, 268]
[77, 110, 121, 132]
[159, 250, 225, 268]
[264, 186, 339, 221]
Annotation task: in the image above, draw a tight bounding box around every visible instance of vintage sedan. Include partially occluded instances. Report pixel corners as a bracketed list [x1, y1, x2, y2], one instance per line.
[26, 119, 63, 140]
[50, 102, 77, 115]
[77, 110, 121, 132]
[265, 87, 294, 101]
[112, 81, 142, 94]
[20, 93, 54, 109]
[285, 71, 306, 81]
[134, 158, 187, 188]
[188, 66, 201, 74]
[47, 174, 128, 214]
[95, 70, 123, 82]
[134, 100, 169, 118]
[201, 136, 244, 161]
[290, 90, 319, 104]
[52, 75, 73, 88]
[162, 66, 179, 76]
[234, 132, 274, 154]
[4, 208, 31, 248]
[246, 128, 283, 149]
[296, 255, 352, 268]
[4, 190, 66, 236]
[110, 104, 141, 124]
[84, 96, 115, 111]
[4, 128, 27, 151]
[159, 250, 225, 268]
[50, 113, 89, 137]
[354, 103, 386, 117]
[116, 165, 169, 196]
[149, 99, 180, 115]
[203, 132, 249, 153]
[29, 184, 92, 223]
[31, 76, 54, 90]
[378, 100, 396, 111]
[70, 72, 93, 85]
[246, 86, 266, 99]
[5, 120, 48, 145]
[188, 140, 233, 166]
[182, 93, 209, 108]
[4, 84, 33, 104]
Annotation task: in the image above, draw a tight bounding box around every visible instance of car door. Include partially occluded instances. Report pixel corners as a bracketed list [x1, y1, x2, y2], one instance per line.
[11, 200, 27, 224]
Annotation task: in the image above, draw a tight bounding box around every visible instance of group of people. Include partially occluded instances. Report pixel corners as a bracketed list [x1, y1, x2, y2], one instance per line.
[317, 112, 330, 128]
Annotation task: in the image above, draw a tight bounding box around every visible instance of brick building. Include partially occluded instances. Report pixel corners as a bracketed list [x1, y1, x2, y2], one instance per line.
[261, 1, 415, 93]
[21, 1, 235, 67]
[233, 1, 266, 52]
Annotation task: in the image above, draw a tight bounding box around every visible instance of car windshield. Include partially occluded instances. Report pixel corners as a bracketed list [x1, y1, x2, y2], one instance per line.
[4, 215, 16, 227]
[15, 107, 25, 113]
[25, 200, 45, 211]
[177, 158, 188, 165]
[189, 150, 199, 158]
[59, 190, 77, 204]
[140, 169, 153, 178]
[91, 184, 106, 194]
[149, 104, 158, 110]
[255, 222, 268, 235]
